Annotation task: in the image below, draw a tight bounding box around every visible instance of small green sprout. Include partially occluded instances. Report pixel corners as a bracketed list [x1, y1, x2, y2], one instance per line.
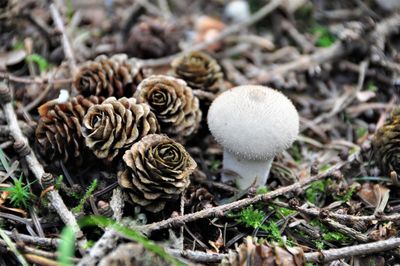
[311, 25, 336, 47]
[210, 159, 221, 171]
[334, 185, 356, 202]
[367, 81, 378, 92]
[2, 175, 33, 209]
[356, 127, 368, 140]
[55, 175, 64, 190]
[72, 179, 98, 214]
[236, 205, 266, 229]
[305, 180, 326, 204]
[256, 186, 269, 195]
[26, 54, 51, 73]
[276, 206, 296, 217]
[233, 205, 286, 245]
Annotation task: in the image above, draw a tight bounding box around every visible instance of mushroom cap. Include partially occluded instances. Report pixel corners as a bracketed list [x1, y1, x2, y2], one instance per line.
[207, 85, 299, 160]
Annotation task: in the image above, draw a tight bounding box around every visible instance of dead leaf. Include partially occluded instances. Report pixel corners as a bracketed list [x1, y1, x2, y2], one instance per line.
[195, 16, 225, 51]
[357, 183, 390, 214]
[0, 50, 26, 71]
[0, 205, 27, 217]
[220, 237, 305, 266]
[208, 229, 224, 252]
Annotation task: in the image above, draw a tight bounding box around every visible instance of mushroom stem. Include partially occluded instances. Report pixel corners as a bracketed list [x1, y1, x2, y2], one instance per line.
[221, 150, 273, 189]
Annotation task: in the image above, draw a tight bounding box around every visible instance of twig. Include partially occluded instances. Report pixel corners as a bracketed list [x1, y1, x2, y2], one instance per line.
[256, 41, 347, 83]
[275, 200, 400, 223]
[137, 152, 358, 234]
[167, 237, 400, 263]
[304, 60, 368, 129]
[140, 0, 283, 67]
[323, 218, 370, 243]
[0, 84, 86, 252]
[23, 254, 58, 266]
[49, 3, 77, 75]
[3, 230, 60, 248]
[305, 237, 400, 262]
[0, 73, 71, 85]
[23, 83, 53, 112]
[0, 239, 79, 263]
[0, 229, 29, 266]
[281, 19, 314, 53]
[77, 188, 124, 266]
[29, 207, 45, 238]
[167, 248, 225, 263]
[370, 13, 400, 61]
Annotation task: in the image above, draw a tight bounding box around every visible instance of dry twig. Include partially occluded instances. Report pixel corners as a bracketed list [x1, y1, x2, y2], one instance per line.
[0, 83, 86, 252]
[49, 3, 77, 74]
[137, 152, 359, 234]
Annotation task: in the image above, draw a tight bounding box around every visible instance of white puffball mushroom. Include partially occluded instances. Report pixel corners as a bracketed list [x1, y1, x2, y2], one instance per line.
[207, 85, 299, 189]
[224, 0, 251, 23]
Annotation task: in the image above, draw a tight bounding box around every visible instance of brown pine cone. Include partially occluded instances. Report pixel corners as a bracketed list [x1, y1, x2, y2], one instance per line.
[222, 236, 305, 266]
[118, 134, 196, 213]
[125, 16, 181, 59]
[82, 97, 159, 162]
[185, 187, 214, 212]
[372, 108, 400, 175]
[136, 75, 201, 141]
[0, 0, 18, 20]
[35, 95, 103, 165]
[73, 54, 143, 98]
[171, 51, 224, 99]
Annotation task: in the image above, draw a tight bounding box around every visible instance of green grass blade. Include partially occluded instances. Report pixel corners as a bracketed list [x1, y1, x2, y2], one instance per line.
[58, 226, 76, 266]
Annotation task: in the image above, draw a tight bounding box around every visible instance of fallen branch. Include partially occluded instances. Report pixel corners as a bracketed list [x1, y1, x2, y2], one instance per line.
[0, 73, 71, 85]
[305, 237, 400, 262]
[137, 152, 358, 234]
[0, 83, 86, 252]
[3, 230, 60, 248]
[275, 200, 400, 223]
[167, 237, 400, 263]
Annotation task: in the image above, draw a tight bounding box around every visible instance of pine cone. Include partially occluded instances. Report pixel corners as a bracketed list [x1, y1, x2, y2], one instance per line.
[73, 54, 144, 98]
[171, 51, 223, 99]
[118, 134, 196, 213]
[185, 187, 214, 212]
[35, 95, 103, 165]
[136, 75, 201, 141]
[125, 16, 181, 59]
[0, 0, 18, 20]
[99, 243, 172, 266]
[82, 97, 159, 162]
[221, 236, 305, 266]
[372, 108, 400, 175]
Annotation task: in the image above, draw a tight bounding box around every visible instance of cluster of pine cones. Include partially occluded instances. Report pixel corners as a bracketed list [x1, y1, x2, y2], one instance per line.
[35, 51, 224, 212]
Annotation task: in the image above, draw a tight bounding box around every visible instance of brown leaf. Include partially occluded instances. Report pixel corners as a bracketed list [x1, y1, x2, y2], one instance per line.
[357, 183, 390, 213]
[0, 50, 26, 71]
